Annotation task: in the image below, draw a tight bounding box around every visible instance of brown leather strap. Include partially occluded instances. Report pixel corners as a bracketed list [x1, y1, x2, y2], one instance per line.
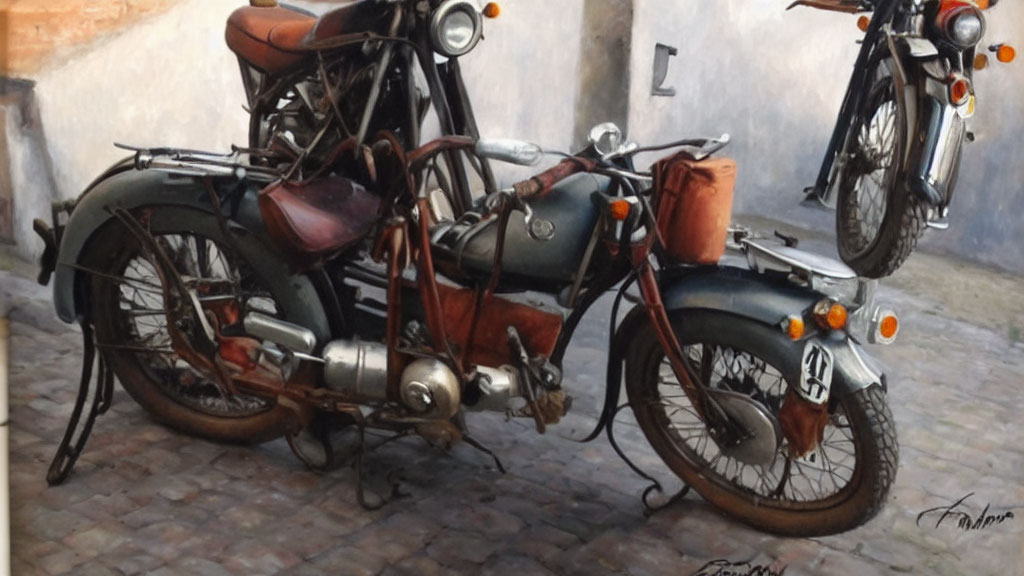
[512, 157, 597, 200]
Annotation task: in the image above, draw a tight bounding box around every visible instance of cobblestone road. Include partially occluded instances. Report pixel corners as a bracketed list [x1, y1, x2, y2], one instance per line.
[4, 222, 1024, 576]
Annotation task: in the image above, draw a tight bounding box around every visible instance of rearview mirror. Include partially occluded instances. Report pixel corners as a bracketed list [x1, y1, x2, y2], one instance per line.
[588, 122, 623, 156]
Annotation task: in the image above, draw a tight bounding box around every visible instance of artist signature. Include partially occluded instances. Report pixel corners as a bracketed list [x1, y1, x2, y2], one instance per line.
[692, 559, 786, 576]
[916, 492, 1016, 531]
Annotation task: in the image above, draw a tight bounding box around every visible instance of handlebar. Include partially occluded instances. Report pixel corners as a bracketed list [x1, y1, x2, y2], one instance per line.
[511, 157, 598, 200]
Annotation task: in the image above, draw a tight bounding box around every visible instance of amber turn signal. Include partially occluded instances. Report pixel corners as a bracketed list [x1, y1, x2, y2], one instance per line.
[483, 2, 501, 18]
[609, 199, 631, 221]
[997, 44, 1016, 63]
[872, 309, 900, 344]
[814, 299, 848, 331]
[879, 315, 899, 340]
[975, 0, 990, 9]
[785, 316, 805, 341]
[857, 16, 870, 32]
[826, 304, 848, 330]
[974, 53, 989, 70]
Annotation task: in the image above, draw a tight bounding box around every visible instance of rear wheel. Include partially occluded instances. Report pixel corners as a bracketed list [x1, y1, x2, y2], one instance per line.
[626, 311, 897, 536]
[84, 207, 311, 442]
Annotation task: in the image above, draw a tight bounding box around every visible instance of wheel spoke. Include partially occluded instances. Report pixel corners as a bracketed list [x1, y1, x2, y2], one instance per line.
[100, 231, 277, 418]
[642, 342, 858, 508]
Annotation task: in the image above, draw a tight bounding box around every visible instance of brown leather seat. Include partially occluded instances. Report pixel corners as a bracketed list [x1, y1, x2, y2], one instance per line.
[259, 176, 381, 260]
[225, 2, 388, 76]
[225, 6, 315, 75]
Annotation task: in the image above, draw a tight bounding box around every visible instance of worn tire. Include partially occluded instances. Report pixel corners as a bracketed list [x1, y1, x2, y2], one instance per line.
[836, 52, 926, 279]
[626, 310, 897, 536]
[83, 206, 317, 443]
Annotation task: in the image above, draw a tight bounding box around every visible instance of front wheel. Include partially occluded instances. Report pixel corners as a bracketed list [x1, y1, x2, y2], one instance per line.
[626, 311, 897, 536]
[835, 54, 926, 278]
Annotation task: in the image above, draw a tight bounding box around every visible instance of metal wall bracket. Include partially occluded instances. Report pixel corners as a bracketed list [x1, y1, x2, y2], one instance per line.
[652, 43, 678, 97]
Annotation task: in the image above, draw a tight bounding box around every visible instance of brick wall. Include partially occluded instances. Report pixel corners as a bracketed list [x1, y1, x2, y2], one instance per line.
[0, 0, 176, 77]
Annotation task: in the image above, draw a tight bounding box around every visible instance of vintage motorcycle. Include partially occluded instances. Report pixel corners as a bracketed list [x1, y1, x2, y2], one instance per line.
[34, 116, 903, 536]
[796, 0, 1014, 278]
[31, 0, 905, 537]
[224, 0, 498, 214]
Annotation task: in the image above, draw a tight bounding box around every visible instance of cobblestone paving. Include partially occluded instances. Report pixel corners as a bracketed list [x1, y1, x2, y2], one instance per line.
[4, 232, 1024, 576]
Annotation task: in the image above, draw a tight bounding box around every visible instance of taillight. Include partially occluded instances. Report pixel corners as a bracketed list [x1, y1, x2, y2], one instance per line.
[949, 76, 972, 105]
[937, 1, 986, 48]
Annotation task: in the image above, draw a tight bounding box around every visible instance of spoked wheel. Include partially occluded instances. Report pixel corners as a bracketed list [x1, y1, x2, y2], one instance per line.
[626, 311, 897, 536]
[84, 207, 308, 442]
[836, 53, 926, 278]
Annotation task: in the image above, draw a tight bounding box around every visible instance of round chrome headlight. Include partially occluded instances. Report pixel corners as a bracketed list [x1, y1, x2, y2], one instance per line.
[942, 6, 985, 48]
[431, 0, 484, 58]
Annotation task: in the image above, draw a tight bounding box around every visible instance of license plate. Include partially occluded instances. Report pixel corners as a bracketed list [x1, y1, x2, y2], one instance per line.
[798, 340, 834, 405]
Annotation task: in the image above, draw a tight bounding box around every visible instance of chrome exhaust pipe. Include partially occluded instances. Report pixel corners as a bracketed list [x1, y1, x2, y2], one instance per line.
[242, 312, 317, 355]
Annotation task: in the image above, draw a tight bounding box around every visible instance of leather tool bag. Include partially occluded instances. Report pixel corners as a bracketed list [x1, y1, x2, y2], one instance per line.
[651, 154, 737, 265]
[259, 176, 380, 268]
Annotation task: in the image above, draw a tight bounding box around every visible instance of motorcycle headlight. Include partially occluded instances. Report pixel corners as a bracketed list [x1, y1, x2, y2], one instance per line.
[940, 5, 985, 48]
[431, 0, 484, 58]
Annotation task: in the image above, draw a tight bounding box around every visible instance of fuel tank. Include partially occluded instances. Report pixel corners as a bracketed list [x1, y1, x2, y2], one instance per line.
[431, 172, 610, 288]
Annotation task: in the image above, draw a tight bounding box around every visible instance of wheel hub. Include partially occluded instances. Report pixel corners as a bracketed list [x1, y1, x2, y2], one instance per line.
[707, 388, 781, 467]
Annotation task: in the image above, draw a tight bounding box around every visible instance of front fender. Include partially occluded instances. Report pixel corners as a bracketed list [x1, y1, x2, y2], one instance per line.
[587, 266, 885, 442]
[630, 267, 884, 394]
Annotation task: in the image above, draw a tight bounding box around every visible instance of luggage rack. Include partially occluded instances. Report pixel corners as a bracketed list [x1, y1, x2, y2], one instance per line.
[114, 143, 283, 182]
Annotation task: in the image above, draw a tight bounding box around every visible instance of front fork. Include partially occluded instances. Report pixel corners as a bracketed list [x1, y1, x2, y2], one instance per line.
[807, 6, 968, 217]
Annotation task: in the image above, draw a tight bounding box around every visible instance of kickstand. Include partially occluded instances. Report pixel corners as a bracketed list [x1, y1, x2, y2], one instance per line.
[352, 425, 410, 511]
[462, 433, 506, 474]
[606, 403, 690, 516]
[47, 322, 115, 485]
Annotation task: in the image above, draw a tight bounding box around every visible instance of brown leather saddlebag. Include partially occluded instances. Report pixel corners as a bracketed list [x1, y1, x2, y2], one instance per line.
[652, 154, 736, 265]
[436, 285, 562, 369]
[259, 176, 380, 267]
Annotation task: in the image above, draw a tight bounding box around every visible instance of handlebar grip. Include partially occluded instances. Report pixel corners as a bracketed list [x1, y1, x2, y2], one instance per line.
[512, 158, 597, 200]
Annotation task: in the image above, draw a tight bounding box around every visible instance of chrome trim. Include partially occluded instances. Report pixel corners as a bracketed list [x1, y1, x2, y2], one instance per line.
[925, 100, 966, 193]
[430, 0, 484, 58]
[243, 312, 317, 355]
[940, 6, 985, 49]
[400, 359, 461, 419]
[827, 336, 886, 394]
[323, 339, 390, 401]
[468, 365, 522, 412]
[904, 36, 939, 58]
[474, 139, 543, 166]
[742, 239, 858, 281]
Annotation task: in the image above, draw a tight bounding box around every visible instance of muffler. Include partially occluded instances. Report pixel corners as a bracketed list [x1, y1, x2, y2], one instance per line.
[322, 340, 461, 419]
[243, 312, 316, 355]
[322, 339, 390, 402]
[239, 312, 471, 419]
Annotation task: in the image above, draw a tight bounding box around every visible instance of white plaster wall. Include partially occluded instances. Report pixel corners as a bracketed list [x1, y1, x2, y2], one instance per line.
[10, 0, 248, 261]
[629, 0, 1024, 271]
[11, 0, 580, 261]
[457, 0, 585, 184]
[9, 0, 1023, 271]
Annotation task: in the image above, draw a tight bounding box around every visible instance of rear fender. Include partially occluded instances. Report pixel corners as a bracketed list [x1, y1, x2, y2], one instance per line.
[51, 169, 330, 345]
